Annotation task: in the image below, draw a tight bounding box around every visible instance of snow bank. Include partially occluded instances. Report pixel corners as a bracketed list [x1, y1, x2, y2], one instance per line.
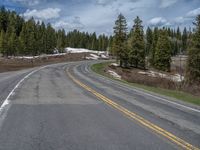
[138, 70, 184, 82]
[108, 70, 121, 80]
[65, 47, 105, 54]
[14, 53, 67, 60]
[11, 47, 108, 60]
[110, 63, 119, 67]
[86, 54, 99, 60]
[172, 74, 185, 82]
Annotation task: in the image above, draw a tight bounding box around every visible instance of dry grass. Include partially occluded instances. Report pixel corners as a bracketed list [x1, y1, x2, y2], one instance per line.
[91, 62, 200, 105]
[107, 64, 200, 96]
[0, 53, 88, 73]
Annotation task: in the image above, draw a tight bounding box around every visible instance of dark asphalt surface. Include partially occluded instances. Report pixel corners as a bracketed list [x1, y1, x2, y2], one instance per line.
[0, 61, 199, 150]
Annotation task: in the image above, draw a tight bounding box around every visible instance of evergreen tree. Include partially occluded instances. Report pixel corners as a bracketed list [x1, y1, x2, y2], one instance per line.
[8, 29, 17, 56]
[186, 15, 200, 83]
[26, 18, 36, 55]
[113, 13, 128, 67]
[0, 6, 8, 32]
[91, 32, 97, 50]
[0, 30, 7, 56]
[19, 23, 27, 55]
[182, 27, 188, 53]
[176, 27, 181, 40]
[154, 30, 171, 71]
[56, 29, 66, 52]
[129, 16, 145, 69]
[46, 23, 56, 54]
[149, 27, 159, 66]
[146, 27, 153, 56]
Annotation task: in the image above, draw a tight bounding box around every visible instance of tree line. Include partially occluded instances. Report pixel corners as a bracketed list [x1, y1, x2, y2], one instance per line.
[111, 14, 200, 83]
[0, 6, 111, 56]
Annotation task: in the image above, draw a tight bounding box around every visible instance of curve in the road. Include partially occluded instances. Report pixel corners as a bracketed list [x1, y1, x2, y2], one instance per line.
[66, 68, 199, 150]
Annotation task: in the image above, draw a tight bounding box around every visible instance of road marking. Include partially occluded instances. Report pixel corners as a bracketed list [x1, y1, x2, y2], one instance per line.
[87, 64, 200, 113]
[67, 71, 200, 150]
[0, 66, 46, 129]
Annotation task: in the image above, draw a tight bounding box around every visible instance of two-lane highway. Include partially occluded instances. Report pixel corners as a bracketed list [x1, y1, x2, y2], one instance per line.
[0, 61, 199, 150]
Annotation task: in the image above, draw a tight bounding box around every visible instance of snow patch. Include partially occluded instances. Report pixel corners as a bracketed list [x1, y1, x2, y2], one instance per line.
[86, 54, 99, 60]
[108, 70, 121, 80]
[110, 63, 119, 67]
[65, 47, 105, 54]
[138, 70, 184, 82]
[13, 53, 67, 59]
[10, 47, 109, 60]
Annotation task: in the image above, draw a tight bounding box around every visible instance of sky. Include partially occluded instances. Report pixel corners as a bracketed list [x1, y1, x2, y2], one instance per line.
[1, 0, 200, 35]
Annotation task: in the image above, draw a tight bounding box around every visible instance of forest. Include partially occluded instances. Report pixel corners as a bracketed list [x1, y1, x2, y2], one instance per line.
[0, 6, 110, 56]
[0, 6, 191, 58]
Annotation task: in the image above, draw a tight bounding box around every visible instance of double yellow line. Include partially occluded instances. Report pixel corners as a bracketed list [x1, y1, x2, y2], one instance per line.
[67, 71, 199, 150]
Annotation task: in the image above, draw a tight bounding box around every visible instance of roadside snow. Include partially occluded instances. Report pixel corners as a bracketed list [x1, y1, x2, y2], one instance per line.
[110, 63, 119, 67]
[138, 70, 184, 82]
[65, 47, 105, 54]
[11, 47, 109, 60]
[86, 54, 99, 60]
[13, 53, 67, 59]
[172, 74, 185, 82]
[108, 70, 121, 80]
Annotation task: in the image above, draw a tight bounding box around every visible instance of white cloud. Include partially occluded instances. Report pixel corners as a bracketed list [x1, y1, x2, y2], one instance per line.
[22, 8, 61, 20]
[12, 0, 39, 6]
[174, 17, 185, 24]
[148, 17, 168, 26]
[186, 7, 200, 18]
[173, 16, 191, 25]
[160, 0, 178, 8]
[53, 16, 85, 31]
[96, 0, 116, 6]
[172, 8, 200, 25]
[95, 0, 139, 6]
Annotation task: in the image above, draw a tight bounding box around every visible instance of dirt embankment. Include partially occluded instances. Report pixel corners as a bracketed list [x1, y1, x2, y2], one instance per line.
[0, 53, 88, 73]
[106, 64, 200, 96]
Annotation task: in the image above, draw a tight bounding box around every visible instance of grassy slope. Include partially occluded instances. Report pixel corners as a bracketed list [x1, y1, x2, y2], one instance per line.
[91, 62, 200, 106]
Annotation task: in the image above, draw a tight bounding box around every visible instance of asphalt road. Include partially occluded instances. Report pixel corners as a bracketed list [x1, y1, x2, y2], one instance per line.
[0, 61, 199, 150]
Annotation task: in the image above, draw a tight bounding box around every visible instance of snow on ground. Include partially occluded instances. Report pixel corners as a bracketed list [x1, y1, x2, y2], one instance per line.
[138, 70, 184, 82]
[66, 47, 109, 59]
[108, 70, 121, 80]
[13, 53, 67, 59]
[11, 47, 108, 60]
[86, 54, 99, 60]
[172, 74, 185, 82]
[110, 63, 119, 67]
[65, 47, 105, 54]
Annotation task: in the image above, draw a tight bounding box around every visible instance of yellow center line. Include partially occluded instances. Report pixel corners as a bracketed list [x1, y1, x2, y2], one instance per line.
[67, 71, 199, 150]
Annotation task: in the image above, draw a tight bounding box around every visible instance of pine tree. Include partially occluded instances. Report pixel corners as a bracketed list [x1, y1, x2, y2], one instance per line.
[149, 27, 159, 66]
[154, 29, 171, 71]
[182, 27, 187, 53]
[8, 29, 17, 56]
[113, 13, 128, 67]
[91, 32, 97, 50]
[19, 23, 27, 55]
[186, 15, 200, 83]
[176, 27, 181, 40]
[146, 27, 153, 56]
[46, 23, 56, 54]
[0, 6, 8, 32]
[56, 29, 66, 52]
[26, 18, 36, 55]
[0, 30, 7, 56]
[129, 16, 145, 69]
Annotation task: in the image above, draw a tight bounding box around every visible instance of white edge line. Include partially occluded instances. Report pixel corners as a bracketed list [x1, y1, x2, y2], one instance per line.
[0, 66, 46, 113]
[88, 62, 200, 113]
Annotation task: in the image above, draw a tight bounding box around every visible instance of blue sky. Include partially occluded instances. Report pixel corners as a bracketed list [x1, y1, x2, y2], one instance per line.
[1, 0, 200, 35]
